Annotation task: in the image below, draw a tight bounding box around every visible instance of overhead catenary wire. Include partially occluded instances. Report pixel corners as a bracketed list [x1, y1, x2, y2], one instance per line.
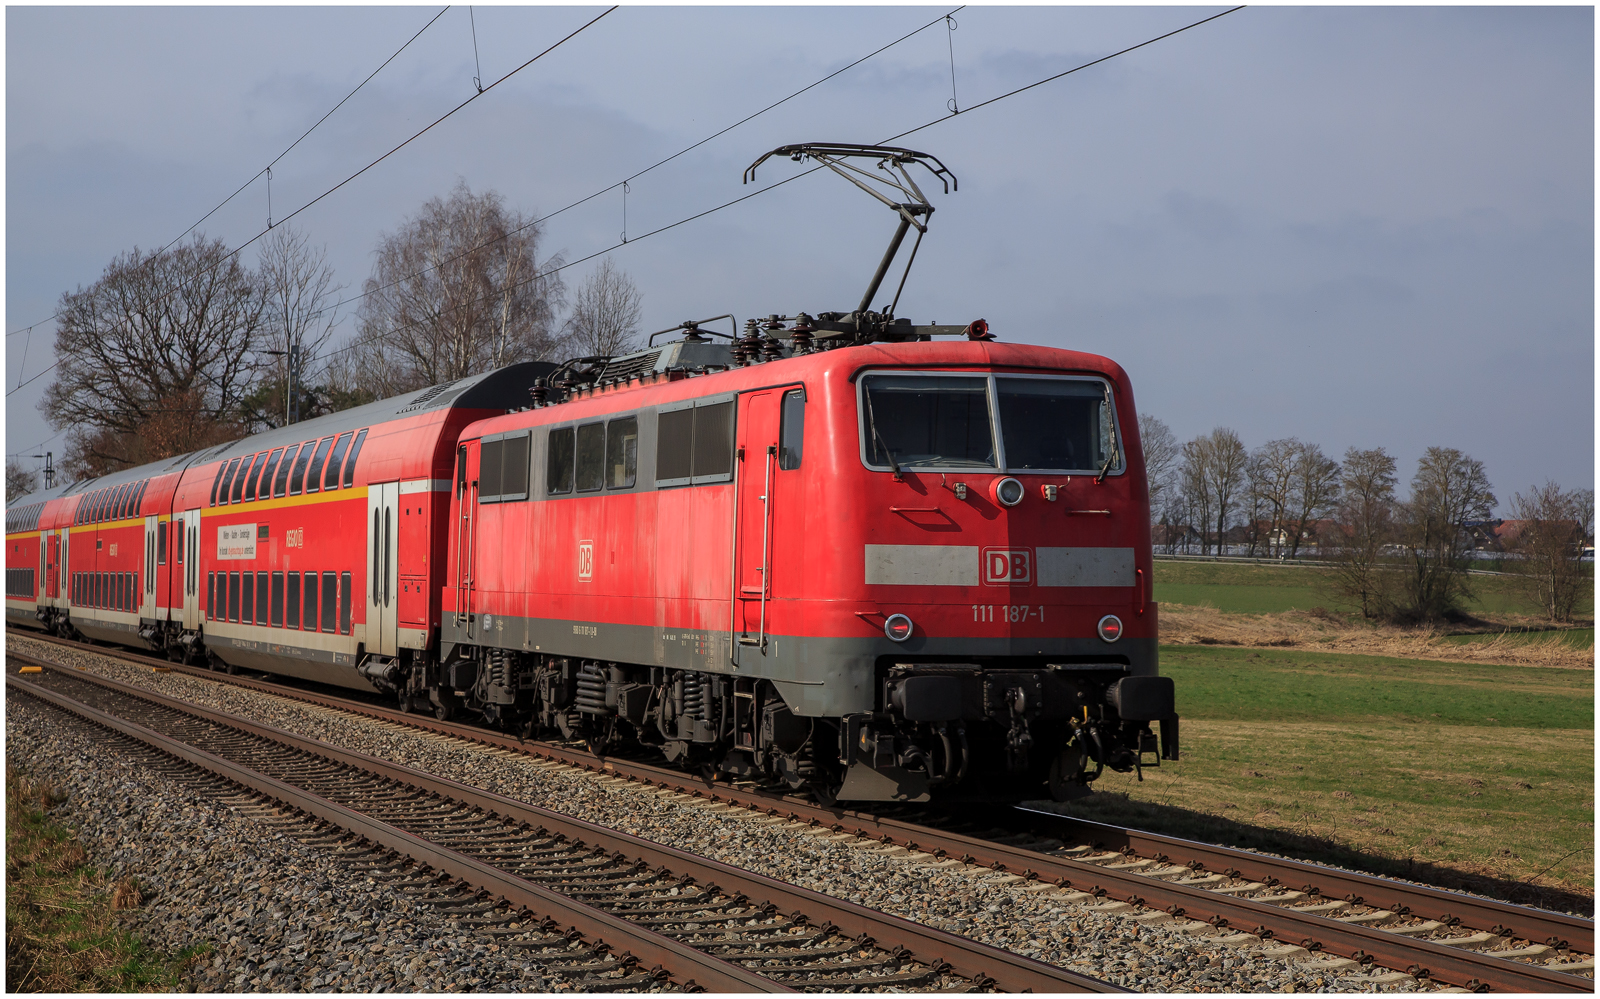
[320, 5, 1247, 366]
[6, 7, 616, 399]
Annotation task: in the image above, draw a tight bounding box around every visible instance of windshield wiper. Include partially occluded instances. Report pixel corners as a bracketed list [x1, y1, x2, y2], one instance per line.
[1096, 384, 1120, 485]
[864, 390, 903, 481]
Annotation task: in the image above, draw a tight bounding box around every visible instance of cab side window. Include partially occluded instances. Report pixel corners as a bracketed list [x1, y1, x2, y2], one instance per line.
[779, 388, 805, 470]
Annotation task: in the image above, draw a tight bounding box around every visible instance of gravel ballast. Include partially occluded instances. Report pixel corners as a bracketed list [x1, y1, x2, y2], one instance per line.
[10, 633, 1441, 992]
[7, 691, 615, 993]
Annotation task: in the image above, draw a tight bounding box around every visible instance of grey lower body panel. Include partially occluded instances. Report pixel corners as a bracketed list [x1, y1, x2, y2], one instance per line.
[208, 635, 372, 691]
[444, 613, 1156, 717]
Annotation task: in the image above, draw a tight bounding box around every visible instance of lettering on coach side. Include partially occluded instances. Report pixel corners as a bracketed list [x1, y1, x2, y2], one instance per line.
[982, 547, 1032, 585]
[217, 524, 258, 560]
[577, 540, 594, 581]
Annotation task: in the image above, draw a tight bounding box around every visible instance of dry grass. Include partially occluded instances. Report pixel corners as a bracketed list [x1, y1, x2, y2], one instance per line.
[1161, 602, 1595, 670]
[5, 766, 201, 992]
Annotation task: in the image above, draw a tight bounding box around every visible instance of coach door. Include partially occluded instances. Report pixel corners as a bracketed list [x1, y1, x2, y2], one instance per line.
[368, 481, 400, 656]
[43, 531, 58, 601]
[142, 515, 158, 618]
[733, 390, 783, 660]
[181, 509, 201, 629]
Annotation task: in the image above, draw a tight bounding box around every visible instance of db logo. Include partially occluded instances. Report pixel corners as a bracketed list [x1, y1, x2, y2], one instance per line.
[577, 541, 594, 581]
[983, 547, 1033, 585]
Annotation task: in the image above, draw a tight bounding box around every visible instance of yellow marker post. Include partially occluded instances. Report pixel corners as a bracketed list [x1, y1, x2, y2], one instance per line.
[18, 666, 42, 673]
[151, 666, 171, 673]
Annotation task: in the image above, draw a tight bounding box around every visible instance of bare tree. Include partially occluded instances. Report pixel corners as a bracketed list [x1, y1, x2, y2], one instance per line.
[1251, 438, 1300, 557]
[1394, 446, 1495, 622]
[1575, 488, 1595, 547]
[563, 258, 643, 358]
[351, 181, 566, 396]
[1138, 414, 1179, 517]
[1327, 446, 1398, 619]
[41, 234, 266, 478]
[6, 459, 36, 500]
[1178, 428, 1246, 555]
[251, 225, 344, 426]
[1178, 438, 1213, 555]
[1286, 442, 1340, 558]
[1507, 482, 1591, 623]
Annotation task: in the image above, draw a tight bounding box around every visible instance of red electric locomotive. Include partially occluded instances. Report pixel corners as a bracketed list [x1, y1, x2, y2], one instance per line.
[4, 143, 1177, 802]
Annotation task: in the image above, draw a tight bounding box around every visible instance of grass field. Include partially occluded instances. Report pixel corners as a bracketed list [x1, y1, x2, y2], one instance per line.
[5, 767, 200, 991]
[1049, 645, 1594, 910]
[1153, 558, 1594, 622]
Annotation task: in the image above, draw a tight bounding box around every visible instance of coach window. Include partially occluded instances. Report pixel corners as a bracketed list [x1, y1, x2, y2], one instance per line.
[287, 573, 301, 629]
[340, 572, 353, 634]
[109, 484, 125, 521]
[274, 444, 300, 498]
[241, 573, 255, 625]
[228, 572, 241, 623]
[303, 572, 319, 632]
[289, 442, 315, 496]
[231, 455, 255, 503]
[572, 423, 603, 492]
[218, 458, 242, 505]
[260, 449, 284, 499]
[242, 452, 269, 502]
[546, 427, 575, 494]
[306, 437, 335, 494]
[324, 433, 352, 491]
[321, 571, 337, 633]
[780, 389, 805, 469]
[479, 438, 504, 502]
[606, 418, 638, 489]
[270, 572, 284, 627]
[207, 572, 216, 620]
[256, 571, 269, 624]
[342, 429, 368, 489]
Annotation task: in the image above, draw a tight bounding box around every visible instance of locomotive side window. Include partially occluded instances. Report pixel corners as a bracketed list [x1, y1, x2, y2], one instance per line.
[656, 408, 694, 484]
[306, 437, 335, 494]
[289, 442, 315, 496]
[342, 429, 368, 488]
[323, 432, 353, 491]
[575, 423, 605, 492]
[287, 573, 301, 629]
[995, 377, 1123, 473]
[500, 434, 529, 500]
[606, 418, 638, 489]
[479, 438, 505, 501]
[275, 444, 301, 498]
[779, 389, 806, 470]
[692, 401, 735, 481]
[862, 375, 996, 470]
[546, 428, 575, 494]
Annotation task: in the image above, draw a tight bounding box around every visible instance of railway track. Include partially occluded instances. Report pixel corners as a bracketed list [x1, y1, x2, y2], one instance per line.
[12, 631, 1594, 992]
[7, 656, 1116, 994]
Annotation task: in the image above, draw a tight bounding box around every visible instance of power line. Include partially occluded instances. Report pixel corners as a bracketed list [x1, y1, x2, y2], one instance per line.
[6, 7, 616, 399]
[327, 6, 1247, 365]
[275, 6, 966, 350]
[5, 6, 452, 339]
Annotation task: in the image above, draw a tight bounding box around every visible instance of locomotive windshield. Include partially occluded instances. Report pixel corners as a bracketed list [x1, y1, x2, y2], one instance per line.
[860, 372, 1123, 474]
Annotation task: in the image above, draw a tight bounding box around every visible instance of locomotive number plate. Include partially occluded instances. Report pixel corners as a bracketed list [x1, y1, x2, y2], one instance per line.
[973, 604, 1045, 623]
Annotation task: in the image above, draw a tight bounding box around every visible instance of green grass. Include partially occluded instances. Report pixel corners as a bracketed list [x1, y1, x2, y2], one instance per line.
[1440, 627, 1595, 650]
[1055, 644, 1595, 907]
[1153, 558, 1593, 620]
[1161, 644, 1593, 729]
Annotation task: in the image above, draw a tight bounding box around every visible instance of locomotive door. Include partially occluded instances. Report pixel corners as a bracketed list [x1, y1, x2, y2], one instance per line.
[181, 509, 201, 629]
[367, 481, 400, 657]
[142, 515, 157, 618]
[733, 390, 782, 659]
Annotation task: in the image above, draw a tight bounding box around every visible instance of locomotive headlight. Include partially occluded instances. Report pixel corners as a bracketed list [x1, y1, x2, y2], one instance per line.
[1097, 614, 1124, 643]
[993, 477, 1025, 507]
[884, 613, 914, 642]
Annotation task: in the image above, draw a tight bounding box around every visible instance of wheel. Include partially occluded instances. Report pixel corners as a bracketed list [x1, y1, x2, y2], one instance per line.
[434, 699, 454, 722]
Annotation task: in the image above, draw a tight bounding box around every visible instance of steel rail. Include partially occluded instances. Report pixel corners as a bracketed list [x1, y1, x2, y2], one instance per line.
[11, 658, 1120, 994]
[14, 633, 1593, 991]
[8, 673, 781, 993]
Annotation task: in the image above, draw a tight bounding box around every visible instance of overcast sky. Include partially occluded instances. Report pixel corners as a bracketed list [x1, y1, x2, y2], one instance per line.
[6, 5, 1593, 509]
